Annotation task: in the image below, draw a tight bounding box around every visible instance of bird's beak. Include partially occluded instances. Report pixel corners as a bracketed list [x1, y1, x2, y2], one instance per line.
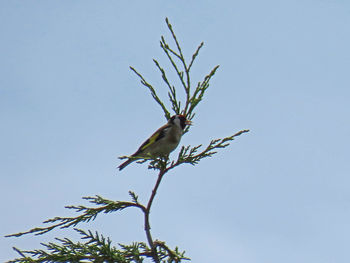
[185, 120, 193, 126]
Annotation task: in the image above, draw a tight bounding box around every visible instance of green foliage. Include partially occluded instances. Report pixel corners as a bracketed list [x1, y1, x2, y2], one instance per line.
[6, 196, 146, 238]
[173, 129, 249, 167]
[130, 18, 219, 131]
[6, 195, 188, 263]
[9, 229, 130, 262]
[6, 18, 248, 263]
[8, 228, 181, 263]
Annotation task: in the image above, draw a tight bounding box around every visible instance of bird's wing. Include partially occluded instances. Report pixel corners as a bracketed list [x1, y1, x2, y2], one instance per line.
[133, 124, 170, 156]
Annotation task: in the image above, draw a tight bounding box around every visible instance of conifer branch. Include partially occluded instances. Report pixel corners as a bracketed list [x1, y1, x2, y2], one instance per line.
[8, 229, 150, 263]
[6, 196, 146, 237]
[8, 228, 187, 263]
[172, 129, 250, 168]
[131, 18, 218, 123]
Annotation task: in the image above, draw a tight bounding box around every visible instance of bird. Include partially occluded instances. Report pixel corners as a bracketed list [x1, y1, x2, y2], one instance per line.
[118, 114, 191, 171]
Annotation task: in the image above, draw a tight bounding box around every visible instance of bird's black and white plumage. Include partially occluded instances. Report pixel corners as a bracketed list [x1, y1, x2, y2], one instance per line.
[118, 115, 191, 171]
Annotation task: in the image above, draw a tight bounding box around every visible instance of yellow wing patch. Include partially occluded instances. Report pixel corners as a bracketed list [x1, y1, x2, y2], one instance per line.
[140, 132, 159, 151]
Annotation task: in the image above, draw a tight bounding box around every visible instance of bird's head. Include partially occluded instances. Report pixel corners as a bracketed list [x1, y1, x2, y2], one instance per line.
[169, 115, 192, 130]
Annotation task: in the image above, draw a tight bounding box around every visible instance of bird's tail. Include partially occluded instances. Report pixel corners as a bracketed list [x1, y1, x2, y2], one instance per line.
[118, 158, 134, 171]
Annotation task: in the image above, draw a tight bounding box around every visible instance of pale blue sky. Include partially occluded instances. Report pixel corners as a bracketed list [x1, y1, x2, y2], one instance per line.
[1, 1, 350, 262]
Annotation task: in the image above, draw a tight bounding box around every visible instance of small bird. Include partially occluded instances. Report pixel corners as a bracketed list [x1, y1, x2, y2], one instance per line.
[118, 114, 191, 170]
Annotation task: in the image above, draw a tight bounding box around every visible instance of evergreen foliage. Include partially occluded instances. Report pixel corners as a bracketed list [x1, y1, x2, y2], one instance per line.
[6, 18, 249, 262]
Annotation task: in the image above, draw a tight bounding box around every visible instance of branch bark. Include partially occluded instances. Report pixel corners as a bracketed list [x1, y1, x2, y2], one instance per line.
[143, 169, 167, 263]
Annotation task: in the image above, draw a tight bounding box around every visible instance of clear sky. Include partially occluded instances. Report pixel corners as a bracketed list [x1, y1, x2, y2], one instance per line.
[1, 1, 350, 262]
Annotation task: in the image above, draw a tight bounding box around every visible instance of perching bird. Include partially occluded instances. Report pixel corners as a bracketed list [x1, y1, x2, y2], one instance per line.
[118, 114, 191, 170]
